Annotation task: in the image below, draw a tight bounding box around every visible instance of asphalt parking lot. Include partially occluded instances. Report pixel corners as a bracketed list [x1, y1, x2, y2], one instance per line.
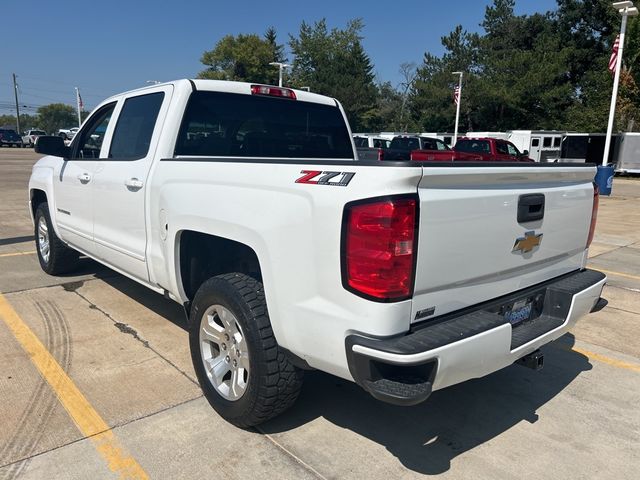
[0, 148, 639, 479]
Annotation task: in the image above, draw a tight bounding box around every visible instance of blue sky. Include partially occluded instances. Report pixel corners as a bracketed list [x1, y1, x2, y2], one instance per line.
[2, 0, 557, 115]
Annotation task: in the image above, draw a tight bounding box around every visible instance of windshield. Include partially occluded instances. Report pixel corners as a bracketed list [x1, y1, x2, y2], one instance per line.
[31, 130, 46, 136]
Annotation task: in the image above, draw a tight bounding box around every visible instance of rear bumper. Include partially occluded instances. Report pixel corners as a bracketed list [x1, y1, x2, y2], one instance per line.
[345, 269, 606, 406]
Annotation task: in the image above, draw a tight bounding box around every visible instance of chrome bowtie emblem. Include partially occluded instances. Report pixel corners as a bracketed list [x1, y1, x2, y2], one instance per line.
[513, 231, 543, 254]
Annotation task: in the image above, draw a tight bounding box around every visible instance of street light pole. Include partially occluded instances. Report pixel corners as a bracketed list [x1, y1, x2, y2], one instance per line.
[269, 62, 291, 87]
[452, 71, 463, 147]
[603, 1, 638, 166]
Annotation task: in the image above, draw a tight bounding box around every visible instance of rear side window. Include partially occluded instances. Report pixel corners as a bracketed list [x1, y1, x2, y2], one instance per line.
[456, 139, 490, 153]
[543, 137, 552, 147]
[109, 92, 164, 160]
[553, 137, 561, 147]
[175, 91, 353, 159]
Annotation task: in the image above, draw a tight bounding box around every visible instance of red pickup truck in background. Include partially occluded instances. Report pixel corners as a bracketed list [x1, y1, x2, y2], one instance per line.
[410, 137, 534, 162]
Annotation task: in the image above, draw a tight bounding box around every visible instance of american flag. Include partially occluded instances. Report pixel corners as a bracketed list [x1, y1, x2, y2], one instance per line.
[78, 91, 84, 109]
[608, 35, 620, 74]
[453, 85, 460, 105]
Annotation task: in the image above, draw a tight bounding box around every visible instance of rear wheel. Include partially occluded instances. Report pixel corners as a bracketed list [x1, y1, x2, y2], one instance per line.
[189, 273, 303, 427]
[34, 202, 79, 275]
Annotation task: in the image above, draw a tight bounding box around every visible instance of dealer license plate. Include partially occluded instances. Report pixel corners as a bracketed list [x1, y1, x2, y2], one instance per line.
[505, 299, 533, 326]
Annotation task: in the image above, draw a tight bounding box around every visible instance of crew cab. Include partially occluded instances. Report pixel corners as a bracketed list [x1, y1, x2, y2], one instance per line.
[30, 79, 606, 427]
[452, 137, 534, 162]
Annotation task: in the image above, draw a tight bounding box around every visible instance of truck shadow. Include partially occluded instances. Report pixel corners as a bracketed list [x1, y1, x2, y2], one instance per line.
[261, 334, 591, 475]
[84, 269, 591, 475]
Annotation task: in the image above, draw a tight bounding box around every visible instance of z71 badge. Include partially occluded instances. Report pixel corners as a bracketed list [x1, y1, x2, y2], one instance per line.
[295, 170, 355, 186]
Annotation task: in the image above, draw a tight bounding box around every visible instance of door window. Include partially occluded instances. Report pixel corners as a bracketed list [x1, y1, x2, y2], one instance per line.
[71, 103, 116, 159]
[109, 92, 165, 160]
[496, 141, 509, 154]
[531, 138, 540, 147]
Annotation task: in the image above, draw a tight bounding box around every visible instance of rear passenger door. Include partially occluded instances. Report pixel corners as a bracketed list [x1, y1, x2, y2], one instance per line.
[92, 85, 173, 281]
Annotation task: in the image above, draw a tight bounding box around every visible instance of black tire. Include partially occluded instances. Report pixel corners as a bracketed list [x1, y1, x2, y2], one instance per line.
[34, 202, 80, 275]
[189, 273, 303, 427]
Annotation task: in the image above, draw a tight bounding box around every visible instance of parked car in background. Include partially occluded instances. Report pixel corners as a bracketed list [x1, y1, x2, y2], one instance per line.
[382, 135, 451, 161]
[0, 128, 24, 147]
[453, 137, 534, 162]
[353, 135, 391, 149]
[57, 127, 79, 140]
[22, 129, 47, 147]
[353, 135, 391, 161]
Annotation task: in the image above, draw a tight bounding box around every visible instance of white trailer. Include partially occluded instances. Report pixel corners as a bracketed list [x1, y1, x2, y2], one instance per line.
[465, 131, 509, 140]
[508, 130, 565, 163]
[613, 133, 640, 173]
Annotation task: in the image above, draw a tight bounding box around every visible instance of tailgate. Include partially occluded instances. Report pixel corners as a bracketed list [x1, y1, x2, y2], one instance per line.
[411, 165, 596, 323]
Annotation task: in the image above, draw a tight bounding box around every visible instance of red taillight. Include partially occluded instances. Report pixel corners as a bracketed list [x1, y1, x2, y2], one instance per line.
[586, 183, 599, 248]
[250, 84, 296, 99]
[343, 196, 418, 301]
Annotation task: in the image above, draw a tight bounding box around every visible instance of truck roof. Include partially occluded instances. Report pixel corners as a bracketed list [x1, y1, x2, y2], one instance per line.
[102, 79, 337, 107]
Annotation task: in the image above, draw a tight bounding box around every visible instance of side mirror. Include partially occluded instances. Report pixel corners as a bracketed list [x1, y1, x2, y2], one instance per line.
[35, 136, 71, 158]
[522, 150, 529, 156]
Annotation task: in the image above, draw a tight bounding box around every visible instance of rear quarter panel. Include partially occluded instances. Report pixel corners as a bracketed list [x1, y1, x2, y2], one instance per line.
[148, 159, 424, 379]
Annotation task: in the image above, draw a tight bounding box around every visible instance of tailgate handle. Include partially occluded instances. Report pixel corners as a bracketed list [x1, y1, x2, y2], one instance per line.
[518, 194, 545, 223]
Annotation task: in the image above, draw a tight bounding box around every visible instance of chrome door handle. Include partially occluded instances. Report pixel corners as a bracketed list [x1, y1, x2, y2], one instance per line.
[125, 178, 144, 191]
[77, 173, 91, 184]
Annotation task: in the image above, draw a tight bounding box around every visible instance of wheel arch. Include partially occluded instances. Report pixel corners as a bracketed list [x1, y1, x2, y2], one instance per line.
[177, 230, 264, 303]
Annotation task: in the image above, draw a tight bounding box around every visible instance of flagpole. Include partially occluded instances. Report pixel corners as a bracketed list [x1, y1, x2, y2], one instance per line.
[452, 71, 463, 147]
[602, 5, 631, 166]
[75, 87, 82, 127]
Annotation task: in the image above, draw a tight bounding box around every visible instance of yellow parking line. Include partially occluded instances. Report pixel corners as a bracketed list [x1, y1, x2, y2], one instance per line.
[0, 250, 36, 258]
[593, 267, 640, 282]
[0, 293, 148, 479]
[559, 344, 640, 373]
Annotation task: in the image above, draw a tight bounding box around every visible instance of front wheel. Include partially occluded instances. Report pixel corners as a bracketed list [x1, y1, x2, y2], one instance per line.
[189, 273, 303, 427]
[34, 202, 80, 275]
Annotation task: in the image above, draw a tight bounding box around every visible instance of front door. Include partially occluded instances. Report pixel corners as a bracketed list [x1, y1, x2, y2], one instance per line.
[92, 86, 172, 282]
[52, 103, 117, 255]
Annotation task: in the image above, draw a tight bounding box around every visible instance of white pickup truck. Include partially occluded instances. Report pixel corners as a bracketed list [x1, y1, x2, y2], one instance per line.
[29, 79, 606, 427]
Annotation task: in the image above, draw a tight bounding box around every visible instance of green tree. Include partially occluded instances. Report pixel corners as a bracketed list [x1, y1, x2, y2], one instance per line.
[198, 29, 286, 84]
[409, 25, 480, 132]
[37, 104, 76, 135]
[0, 113, 39, 132]
[288, 18, 377, 131]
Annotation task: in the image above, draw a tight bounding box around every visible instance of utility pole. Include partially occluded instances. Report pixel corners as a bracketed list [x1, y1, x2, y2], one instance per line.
[75, 87, 82, 127]
[12, 73, 21, 134]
